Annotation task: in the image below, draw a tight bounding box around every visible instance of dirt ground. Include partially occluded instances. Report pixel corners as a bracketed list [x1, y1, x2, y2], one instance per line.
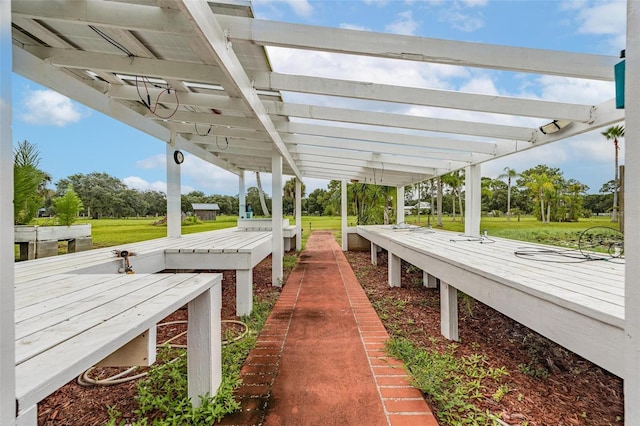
[37, 250, 624, 425]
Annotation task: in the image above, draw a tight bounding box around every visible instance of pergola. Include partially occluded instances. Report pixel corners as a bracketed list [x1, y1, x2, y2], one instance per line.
[2, 0, 640, 423]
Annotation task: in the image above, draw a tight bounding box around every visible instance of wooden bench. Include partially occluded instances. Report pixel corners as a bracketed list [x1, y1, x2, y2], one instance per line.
[357, 225, 625, 378]
[15, 228, 273, 316]
[14, 272, 222, 425]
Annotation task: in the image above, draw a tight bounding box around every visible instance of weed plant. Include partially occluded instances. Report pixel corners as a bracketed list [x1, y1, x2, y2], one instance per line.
[386, 337, 509, 425]
[106, 294, 277, 426]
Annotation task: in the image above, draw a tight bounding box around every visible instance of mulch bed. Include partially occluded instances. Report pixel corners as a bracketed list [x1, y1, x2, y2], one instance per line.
[346, 249, 624, 426]
[36, 250, 624, 425]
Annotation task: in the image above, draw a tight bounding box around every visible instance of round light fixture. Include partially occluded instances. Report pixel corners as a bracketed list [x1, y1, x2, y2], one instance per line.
[173, 150, 184, 164]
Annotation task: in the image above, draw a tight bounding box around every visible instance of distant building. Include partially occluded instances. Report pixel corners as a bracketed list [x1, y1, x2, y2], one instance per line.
[404, 201, 431, 215]
[191, 203, 220, 221]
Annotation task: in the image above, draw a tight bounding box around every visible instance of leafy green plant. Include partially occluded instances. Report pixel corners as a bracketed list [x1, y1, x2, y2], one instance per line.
[386, 337, 509, 425]
[14, 140, 50, 225]
[108, 295, 277, 425]
[53, 184, 84, 226]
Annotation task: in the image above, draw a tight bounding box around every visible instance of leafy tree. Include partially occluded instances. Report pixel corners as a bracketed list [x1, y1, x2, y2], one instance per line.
[283, 178, 306, 216]
[14, 140, 50, 224]
[498, 167, 518, 220]
[305, 188, 329, 215]
[53, 185, 84, 226]
[601, 125, 624, 222]
[56, 172, 128, 219]
[246, 186, 271, 217]
[141, 190, 167, 216]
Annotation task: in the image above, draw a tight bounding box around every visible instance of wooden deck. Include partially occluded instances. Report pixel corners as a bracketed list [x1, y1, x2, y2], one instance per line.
[15, 227, 274, 316]
[357, 225, 625, 377]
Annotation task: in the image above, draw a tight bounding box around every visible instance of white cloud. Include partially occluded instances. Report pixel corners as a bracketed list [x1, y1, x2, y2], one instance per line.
[122, 176, 170, 193]
[385, 10, 419, 35]
[536, 75, 615, 104]
[136, 154, 166, 170]
[571, 0, 626, 50]
[21, 89, 85, 127]
[284, 0, 313, 17]
[440, 10, 484, 32]
[460, 0, 488, 6]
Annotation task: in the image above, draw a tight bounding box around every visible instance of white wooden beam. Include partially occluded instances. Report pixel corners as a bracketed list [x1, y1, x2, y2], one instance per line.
[176, 0, 301, 179]
[293, 153, 438, 176]
[166, 137, 181, 238]
[269, 102, 535, 141]
[13, 47, 242, 175]
[187, 283, 222, 407]
[389, 253, 401, 287]
[238, 171, 246, 219]
[625, 1, 640, 421]
[217, 15, 618, 80]
[397, 186, 405, 225]
[464, 165, 482, 237]
[27, 46, 227, 84]
[1, 0, 16, 423]
[295, 179, 302, 251]
[279, 122, 528, 155]
[341, 180, 348, 251]
[272, 149, 284, 286]
[13, 0, 193, 34]
[257, 72, 595, 122]
[440, 281, 459, 341]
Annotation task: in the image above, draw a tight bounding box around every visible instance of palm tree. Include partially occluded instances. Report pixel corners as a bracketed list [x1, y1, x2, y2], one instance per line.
[498, 167, 518, 221]
[601, 125, 624, 222]
[255, 172, 270, 217]
[525, 173, 555, 223]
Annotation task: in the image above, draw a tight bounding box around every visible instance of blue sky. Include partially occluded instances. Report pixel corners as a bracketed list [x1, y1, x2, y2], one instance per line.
[10, 0, 626, 196]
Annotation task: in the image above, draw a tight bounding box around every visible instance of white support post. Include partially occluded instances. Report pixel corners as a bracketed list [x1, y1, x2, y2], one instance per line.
[371, 242, 378, 266]
[424, 271, 438, 289]
[166, 131, 181, 238]
[440, 281, 459, 341]
[397, 186, 405, 224]
[239, 170, 246, 219]
[388, 252, 401, 287]
[464, 164, 482, 237]
[341, 180, 348, 251]
[187, 283, 222, 407]
[295, 179, 302, 251]
[235, 269, 253, 316]
[625, 1, 640, 421]
[272, 150, 284, 287]
[0, 1, 16, 423]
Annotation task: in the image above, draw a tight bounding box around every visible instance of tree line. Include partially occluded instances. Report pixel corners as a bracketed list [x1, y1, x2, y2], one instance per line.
[14, 130, 621, 225]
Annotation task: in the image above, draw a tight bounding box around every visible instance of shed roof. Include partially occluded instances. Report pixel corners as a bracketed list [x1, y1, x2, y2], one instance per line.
[192, 203, 220, 211]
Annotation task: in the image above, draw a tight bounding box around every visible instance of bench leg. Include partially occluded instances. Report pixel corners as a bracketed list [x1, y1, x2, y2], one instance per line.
[236, 269, 253, 317]
[16, 404, 37, 426]
[370, 242, 378, 266]
[423, 271, 439, 289]
[440, 281, 459, 341]
[187, 284, 222, 407]
[388, 252, 401, 287]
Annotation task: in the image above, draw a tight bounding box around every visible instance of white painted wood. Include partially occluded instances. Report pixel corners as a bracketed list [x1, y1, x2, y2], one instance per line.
[239, 171, 246, 219]
[236, 269, 253, 317]
[217, 15, 617, 80]
[388, 252, 401, 288]
[188, 283, 222, 407]
[15, 404, 35, 426]
[177, 0, 301, 179]
[371, 243, 378, 266]
[295, 179, 302, 251]
[96, 328, 157, 367]
[357, 226, 625, 376]
[440, 281, 459, 341]
[15, 273, 222, 414]
[256, 72, 594, 122]
[277, 105, 533, 142]
[625, 1, 640, 421]
[272, 149, 284, 286]
[424, 272, 438, 289]
[342, 180, 348, 251]
[167, 137, 181, 238]
[0, 0, 15, 422]
[397, 186, 405, 225]
[464, 165, 481, 237]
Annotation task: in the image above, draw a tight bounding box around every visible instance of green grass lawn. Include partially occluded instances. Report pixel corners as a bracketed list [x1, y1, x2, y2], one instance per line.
[26, 214, 621, 252]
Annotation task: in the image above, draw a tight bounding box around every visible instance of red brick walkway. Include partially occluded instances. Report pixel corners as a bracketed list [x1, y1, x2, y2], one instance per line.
[218, 231, 437, 425]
